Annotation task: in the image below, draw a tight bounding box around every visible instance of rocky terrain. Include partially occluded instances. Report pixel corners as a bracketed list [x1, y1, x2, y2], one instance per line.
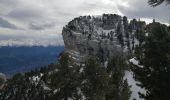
[62, 14, 146, 63]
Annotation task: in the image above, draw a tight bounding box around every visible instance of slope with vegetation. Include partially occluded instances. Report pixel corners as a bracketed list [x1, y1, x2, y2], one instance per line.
[0, 53, 131, 100]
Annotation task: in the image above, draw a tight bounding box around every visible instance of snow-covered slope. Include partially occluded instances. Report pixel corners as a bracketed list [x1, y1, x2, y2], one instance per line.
[124, 71, 146, 100]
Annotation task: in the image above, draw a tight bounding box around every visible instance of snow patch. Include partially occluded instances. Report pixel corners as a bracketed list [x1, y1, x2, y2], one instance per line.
[43, 85, 51, 91]
[129, 58, 143, 68]
[53, 88, 60, 94]
[145, 33, 149, 37]
[124, 71, 146, 100]
[80, 67, 84, 73]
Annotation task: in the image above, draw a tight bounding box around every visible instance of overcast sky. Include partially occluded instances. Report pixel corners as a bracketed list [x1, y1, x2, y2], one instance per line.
[0, 0, 169, 46]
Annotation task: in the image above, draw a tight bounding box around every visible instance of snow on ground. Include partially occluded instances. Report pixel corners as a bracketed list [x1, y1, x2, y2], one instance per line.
[124, 70, 146, 100]
[127, 58, 146, 99]
[104, 61, 108, 67]
[53, 88, 60, 94]
[123, 46, 129, 52]
[31, 73, 44, 86]
[0, 73, 6, 82]
[79, 67, 84, 73]
[95, 27, 115, 36]
[43, 84, 51, 91]
[129, 58, 144, 68]
[145, 33, 149, 37]
[32, 76, 40, 86]
[77, 88, 86, 100]
[103, 29, 115, 35]
[134, 38, 139, 47]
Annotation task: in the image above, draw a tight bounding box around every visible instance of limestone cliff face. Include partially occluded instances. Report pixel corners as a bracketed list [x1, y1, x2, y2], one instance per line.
[62, 14, 146, 62]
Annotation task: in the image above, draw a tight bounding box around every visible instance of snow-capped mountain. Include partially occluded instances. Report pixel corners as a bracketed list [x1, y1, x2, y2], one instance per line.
[0, 38, 64, 47]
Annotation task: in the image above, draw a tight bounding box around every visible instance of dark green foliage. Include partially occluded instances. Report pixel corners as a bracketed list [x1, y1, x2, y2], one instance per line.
[121, 80, 132, 100]
[117, 21, 124, 47]
[136, 29, 145, 47]
[106, 56, 131, 100]
[133, 22, 170, 100]
[123, 16, 130, 48]
[0, 73, 47, 100]
[134, 22, 146, 59]
[148, 0, 170, 6]
[0, 78, 4, 86]
[0, 53, 131, 100]
[134, 45, 143, 62]
[129, 19, 138, 50]
[129, 19, 138, 31]
[82, 57, 110, 100]
[49, 53, 81, 100]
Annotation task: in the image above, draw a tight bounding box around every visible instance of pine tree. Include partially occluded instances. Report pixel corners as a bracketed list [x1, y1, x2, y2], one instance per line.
[121, 79, 132, 100]
[50, 53, 81, 100]
[133, 22, 170, 100]
[82, 57, 110, 100]
[117, 21, 124, 47]
[123, 16, 130, 48]
[106, 56, 131, 100]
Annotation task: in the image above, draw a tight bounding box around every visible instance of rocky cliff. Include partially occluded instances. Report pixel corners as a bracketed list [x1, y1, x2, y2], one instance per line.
[62, 14, 146, 62]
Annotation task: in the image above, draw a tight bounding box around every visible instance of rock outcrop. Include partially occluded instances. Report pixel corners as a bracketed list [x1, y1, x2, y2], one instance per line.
[62, 14, 146, 62]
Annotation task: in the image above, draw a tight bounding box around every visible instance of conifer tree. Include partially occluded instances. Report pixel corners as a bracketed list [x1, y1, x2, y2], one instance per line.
[106, 56, 131, 100]
[82, 57, 110, 100]
[121, 79, 132, 100]
[50, 53, 81, 100]
[117, 21, 124, 47]
[133, 22, 170, 100]
[123, 16, 130, 48]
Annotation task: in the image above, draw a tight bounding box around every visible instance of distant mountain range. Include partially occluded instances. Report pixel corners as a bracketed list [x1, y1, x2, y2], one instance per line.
[0, 46, 64, 77]
[0, 39, 64, 47]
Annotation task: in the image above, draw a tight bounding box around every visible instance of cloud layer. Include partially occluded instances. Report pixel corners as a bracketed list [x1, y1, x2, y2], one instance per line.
[0, 0, 169, 46]
[0, 17, 18, 29]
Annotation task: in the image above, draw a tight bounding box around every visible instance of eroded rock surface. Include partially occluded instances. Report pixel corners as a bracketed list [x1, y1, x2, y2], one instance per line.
[62, 14, 146, 62]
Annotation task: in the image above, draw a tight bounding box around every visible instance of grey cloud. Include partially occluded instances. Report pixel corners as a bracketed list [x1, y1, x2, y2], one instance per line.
[0, 0, 19, 6]
[0, 17, 18, 29]
[29, 23, 56, 30]
[117, 0, 170, 23]
[77, 1, 118, 14]
[8, 8, 44, 21]
[0, 0, 169, 46]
